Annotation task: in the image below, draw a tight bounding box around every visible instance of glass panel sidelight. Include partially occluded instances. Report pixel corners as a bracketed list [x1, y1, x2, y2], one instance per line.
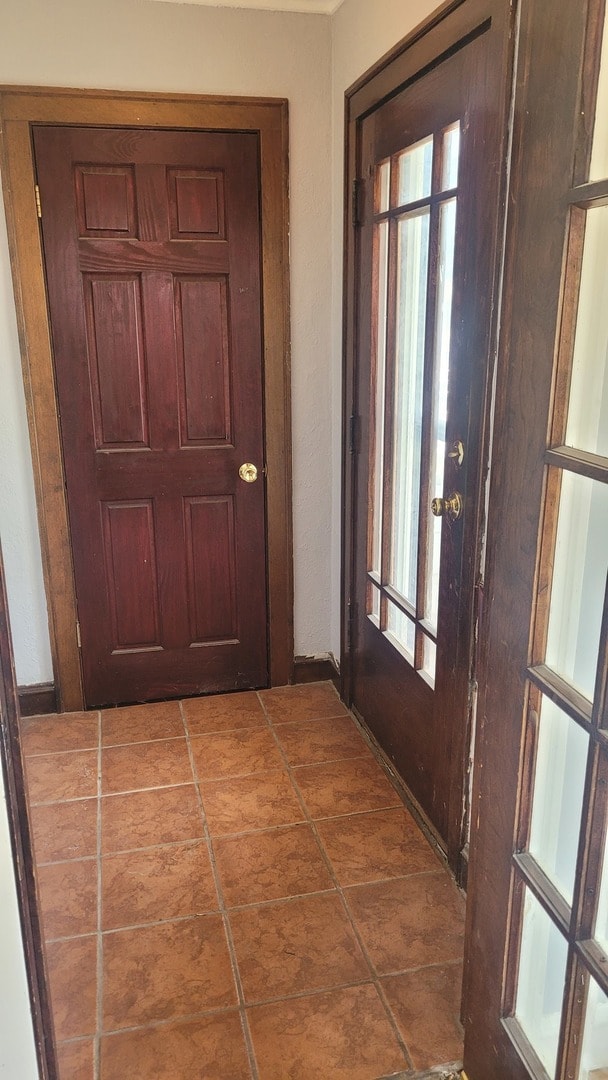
[565, 205, 608, 458]
[366, 125, 460, 683]
[545, 472, 608, 701]
[578, 977, 608, 1080]
[369, 220, 389, 578]
[389, 209, 430, 605]
[515, 887, 569, 1078]
[425, 197, 457, 632]
[590, 9, 608, 182]
[442, 124, 461, 190]
[528, 696, 588, 906]
[397, 136, 433, 205]
[386, 600, 416, 659]
[595, 824, 608, 954]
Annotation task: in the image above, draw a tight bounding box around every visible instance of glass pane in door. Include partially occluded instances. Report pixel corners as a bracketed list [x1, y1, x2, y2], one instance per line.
[544, 471, 608, 701]
[398, 136, 433, 205]
[578, 976, 608, 1080]
[369, 220, 389, 578]
[389, 209, 430, 605]
[528, 696, 588, 905]
[590, 8, 608, 182]
[515, 887, 569, 1078]
[595, 819, 608, 953]
[565, 205, 608, 457]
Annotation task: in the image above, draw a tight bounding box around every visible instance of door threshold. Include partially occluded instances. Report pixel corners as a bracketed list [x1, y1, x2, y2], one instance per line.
[377, 1065, 463, 1079]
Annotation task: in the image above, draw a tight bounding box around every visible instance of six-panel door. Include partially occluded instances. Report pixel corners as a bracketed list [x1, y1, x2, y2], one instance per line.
[34, 126, 268, 707]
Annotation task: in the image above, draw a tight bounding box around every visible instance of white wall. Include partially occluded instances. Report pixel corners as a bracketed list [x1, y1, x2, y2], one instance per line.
[0, 768, 39, 1080]
[329, 0, 443, 658]
[0, 0, 333, 685]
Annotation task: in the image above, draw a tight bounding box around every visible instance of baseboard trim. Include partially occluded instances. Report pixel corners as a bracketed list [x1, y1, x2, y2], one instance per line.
[293, 654, 340, 688]
[18, 683, 57, 717]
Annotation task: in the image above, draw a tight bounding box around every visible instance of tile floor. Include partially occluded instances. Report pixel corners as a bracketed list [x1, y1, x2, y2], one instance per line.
[22, 681, 465, 1080]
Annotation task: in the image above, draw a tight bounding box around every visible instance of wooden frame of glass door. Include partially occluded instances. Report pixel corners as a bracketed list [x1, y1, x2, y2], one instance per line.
[464, 0, 608, 1075]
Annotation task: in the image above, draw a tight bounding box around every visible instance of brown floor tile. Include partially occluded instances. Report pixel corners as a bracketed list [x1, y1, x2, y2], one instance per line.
[101, 700, 184, 746]
[190, 728, 284, 781]
[25, 750, 98, 804]
[102, 840, 218, 930]
[293, 757, 401, 819]
[37, 859, 98, 939]
[30, 798, 98, 863]
[200, 769, 304, 836]
[274, 715, 373, 767]
[382, 963, 464, 1072]
[182, 691, 267, 734]
[230, 892, 369, 1003]
[102, 915, 237, 1030]
[57, 1038, 95, 1079]
[247, 983, 408, 1079]
[214, 823, 333, 907]
[21, 712, 98, 756]
[46, 936, 97, 1041]
[100, 1013, 252, 1080]
[316, 808, 440, 886]
[101, 737, 192, 795]
[346, 872, 465, 974]
[259, 681, 347, 724]
[101, 784, 203, 854]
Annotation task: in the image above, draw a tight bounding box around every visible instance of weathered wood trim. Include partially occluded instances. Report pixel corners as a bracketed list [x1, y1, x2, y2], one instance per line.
[17, 683, 57, 718]
[293, 654, 340, 687]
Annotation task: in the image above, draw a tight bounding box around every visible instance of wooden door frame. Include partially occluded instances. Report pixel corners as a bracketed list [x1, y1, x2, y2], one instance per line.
[0, 538, 58, 1080]
[341, 0, 515, 871]
[0, 87, 293, 712]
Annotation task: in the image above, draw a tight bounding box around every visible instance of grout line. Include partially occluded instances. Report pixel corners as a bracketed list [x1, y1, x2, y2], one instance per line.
[257, 693, 415, 1073]
[94, 711, 102, 1080]
[179, 700, 260, 1080]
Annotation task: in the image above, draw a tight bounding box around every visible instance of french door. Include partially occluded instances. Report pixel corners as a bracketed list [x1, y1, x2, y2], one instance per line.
[346, 4, 512, 869]
[465, 0, 608, 1076]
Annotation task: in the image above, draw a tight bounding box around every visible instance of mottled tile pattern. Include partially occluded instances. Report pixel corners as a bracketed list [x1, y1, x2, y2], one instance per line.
[214, 823, 333, 907]
[382, 963, 464, 1071]
[247, 984, 408, 1079]
[22, 683, 466, 1080]
[102, 916, 237, 1030]
[102, 840, 218, 930]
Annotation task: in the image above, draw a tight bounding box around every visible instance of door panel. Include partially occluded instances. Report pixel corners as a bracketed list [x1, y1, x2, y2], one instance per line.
[350, 25, 506, 865]
[464, 1, 608, 1077]
[34, 126, 268, 707]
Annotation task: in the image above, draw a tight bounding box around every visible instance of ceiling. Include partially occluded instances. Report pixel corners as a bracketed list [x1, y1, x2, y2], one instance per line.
[149, 0, 345, 12]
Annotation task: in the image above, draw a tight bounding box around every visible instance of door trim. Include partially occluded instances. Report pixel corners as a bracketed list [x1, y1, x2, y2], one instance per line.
[341, 0, 514, 870]
[0, 87, 293, 711]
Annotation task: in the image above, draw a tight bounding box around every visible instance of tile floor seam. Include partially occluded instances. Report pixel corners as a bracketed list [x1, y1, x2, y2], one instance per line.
[257, 693, 415, 1074]
[270, 710, 354, 728]
[95, 710, 102, 1080]
[179, 699, 259, 1080]
[90, 1003, 245, 1039]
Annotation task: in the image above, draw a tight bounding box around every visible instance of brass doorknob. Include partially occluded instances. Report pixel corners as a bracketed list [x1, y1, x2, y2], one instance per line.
[239, 462, 258, 483]
[431, 492, 463, 521]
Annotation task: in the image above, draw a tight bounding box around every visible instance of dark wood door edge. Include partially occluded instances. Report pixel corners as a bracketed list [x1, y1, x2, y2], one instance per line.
[0, 87, 293, 711]
[18, 683, 57, 717]
[293, 654, 340, 688]
[0, 547, 58, 1080]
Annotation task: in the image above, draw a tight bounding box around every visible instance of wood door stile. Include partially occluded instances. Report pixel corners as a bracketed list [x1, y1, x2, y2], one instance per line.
[0, 90, 292, 711]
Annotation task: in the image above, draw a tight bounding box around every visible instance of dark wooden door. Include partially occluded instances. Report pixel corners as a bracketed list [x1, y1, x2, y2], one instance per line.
[34, 126, 268, 707]
[464, 0, 608, 1076]
[350, 24, 507, 868]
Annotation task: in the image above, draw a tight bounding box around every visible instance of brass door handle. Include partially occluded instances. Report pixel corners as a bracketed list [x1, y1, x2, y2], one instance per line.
[239, 462, 258, 483]
[431, 492, 463, 521]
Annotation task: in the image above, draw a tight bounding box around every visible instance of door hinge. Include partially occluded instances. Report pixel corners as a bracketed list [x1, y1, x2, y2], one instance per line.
[352, 177, 364, 228]
[76, 621, 81, 649]
[34, 184, 42, 219]
[349, 414, 359, 454]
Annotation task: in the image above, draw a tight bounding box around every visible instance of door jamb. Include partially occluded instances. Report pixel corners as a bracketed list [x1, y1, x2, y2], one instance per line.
[0, 87, 293, 711]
